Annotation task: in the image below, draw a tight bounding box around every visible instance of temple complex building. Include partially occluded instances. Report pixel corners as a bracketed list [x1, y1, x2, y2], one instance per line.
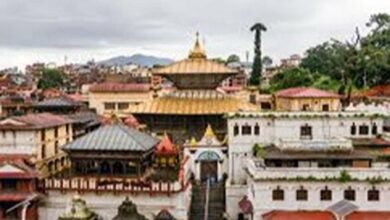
[39, 123, 192, 220]
[130, 34, 258, 143]
[225, 110, 390, 220]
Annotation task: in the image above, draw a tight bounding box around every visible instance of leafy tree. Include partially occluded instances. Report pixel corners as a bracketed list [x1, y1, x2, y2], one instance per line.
[269, 67, 314, 92]
[37, 68, 65, 90]
[226, 54, 241, 64]
[250, 23, 267, 85]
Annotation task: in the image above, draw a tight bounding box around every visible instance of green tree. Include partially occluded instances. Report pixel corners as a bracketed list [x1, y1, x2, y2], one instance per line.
[226, 54, 241, 64]
[37, 68, 65, 90]
[250, 22, 267, 85]
[262, 56, 273, 68]
[269, 67, 314, 92]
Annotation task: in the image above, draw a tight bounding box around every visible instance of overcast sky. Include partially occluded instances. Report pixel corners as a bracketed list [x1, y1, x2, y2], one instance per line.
[0, 0, 389, 69]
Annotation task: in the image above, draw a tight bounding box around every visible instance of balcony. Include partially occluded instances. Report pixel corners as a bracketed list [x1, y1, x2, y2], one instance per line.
[245, 158, 390, 181]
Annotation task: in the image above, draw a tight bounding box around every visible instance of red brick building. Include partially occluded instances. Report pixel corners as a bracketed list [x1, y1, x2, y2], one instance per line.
[0, 155, 39, 220]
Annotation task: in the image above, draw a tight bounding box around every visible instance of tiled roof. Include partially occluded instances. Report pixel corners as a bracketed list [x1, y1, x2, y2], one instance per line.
[262, 210, 337, 220]
[89, 83, 150, 93]
[354, 84, 390, 97]
[275, 87, 341, 98]
[130, 90, 258, 115]
[62, 124, 158, 152]
[34, 97, 81, 108]
[64, 112, 101, 125]
[0, 154, 36, 179]
[346, 211, 390, 220]
[0, 113, 73, 130]
[153, 58, 237, 75]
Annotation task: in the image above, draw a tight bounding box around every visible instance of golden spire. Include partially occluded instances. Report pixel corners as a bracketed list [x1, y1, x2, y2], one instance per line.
[204, 124, 216, 139]
[189, 32, 207, 59]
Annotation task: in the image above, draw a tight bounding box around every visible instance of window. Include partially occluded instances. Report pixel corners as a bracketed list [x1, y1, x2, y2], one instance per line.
[42, 144, 46, 159]
[320, 187, 332, 201]
[54, 141, 59, 154]
[368, 187, 380, 201]
[272, 187, 284, 201]
[372, 123, 378, 135]
[344, 187, 355, 201]
[302, 104, 310, 111]
[254, 124, 260, 135]
[322, 104, 330, 111]
[242, 124, 252, 135]
[300, 124, 312, 140]
[54, 127, 58, 138]
[351, 123, 356, 135]
[118, 102, 129, 110]
[296, 186, 308, 201]
[66, 124, 70, 135]
[233, 124, 239, 136]
[41, 129, 46, 141]
[1, 179, 17, 190]
[359, 125, 369, 135]
[104, 102, 115, 110]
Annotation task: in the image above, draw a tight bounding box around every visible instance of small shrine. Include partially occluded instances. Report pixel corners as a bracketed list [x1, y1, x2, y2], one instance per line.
[112, 197, 148, 220]
[184, 124, 228, 182]
[154, 133, 179, 167]
[58, 195, 100, 220]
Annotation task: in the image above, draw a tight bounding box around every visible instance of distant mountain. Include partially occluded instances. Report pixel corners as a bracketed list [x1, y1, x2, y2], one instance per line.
[98, 54, 174, 67]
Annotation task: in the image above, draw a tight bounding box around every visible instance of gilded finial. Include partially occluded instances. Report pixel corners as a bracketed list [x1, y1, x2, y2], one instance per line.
[204, 124, 215, 138]
[189, 137, 198, 147]
[189, 31, 207, 59]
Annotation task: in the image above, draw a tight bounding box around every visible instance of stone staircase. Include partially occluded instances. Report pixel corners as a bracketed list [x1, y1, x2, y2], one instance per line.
[190, 181, 225, 220]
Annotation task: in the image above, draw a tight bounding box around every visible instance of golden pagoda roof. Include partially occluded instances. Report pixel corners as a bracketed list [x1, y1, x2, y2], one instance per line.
[153, 33, 237, 75]
[129, 90, 259, 115]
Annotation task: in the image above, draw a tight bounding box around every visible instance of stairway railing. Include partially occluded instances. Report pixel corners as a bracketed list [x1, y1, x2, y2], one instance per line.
[204, 178, 210, 220]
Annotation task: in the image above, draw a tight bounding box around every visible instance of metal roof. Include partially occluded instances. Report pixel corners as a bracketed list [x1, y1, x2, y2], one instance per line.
[62, 124, 158, 152]
[327, 200, 358, 218]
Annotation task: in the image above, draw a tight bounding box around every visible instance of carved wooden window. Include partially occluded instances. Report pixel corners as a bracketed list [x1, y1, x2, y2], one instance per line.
[320, 186, 332, 201]
[242, 124, 252, 135]
[344, 187, 355, 201]
[272, 186, 284, 201]
[296, 186, 308, 201]
[359, 124, 369, 135]
[368, 187, 379, 201]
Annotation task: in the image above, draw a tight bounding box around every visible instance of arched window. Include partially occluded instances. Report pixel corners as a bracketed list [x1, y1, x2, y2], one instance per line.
[233, 124, 239, 136]
[320, 186, 332, 201]
[344, 187, 355, 201]
[254, 123, 260, 135]
[272, 186, 284, 201]
[372, 123, 378, 135]
[368, 187, 380, 201]
[351, 123, 356, 135]
[296, 186, 308, 201]
[242, 124, 252, 135]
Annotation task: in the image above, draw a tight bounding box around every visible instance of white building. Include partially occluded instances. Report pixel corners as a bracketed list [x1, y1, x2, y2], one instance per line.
[225, 111, 390, 220]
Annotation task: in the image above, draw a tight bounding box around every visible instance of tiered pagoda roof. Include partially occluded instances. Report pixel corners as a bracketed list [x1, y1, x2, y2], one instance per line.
[130, 90, 258, 115]
[152, 33, 237, 89]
